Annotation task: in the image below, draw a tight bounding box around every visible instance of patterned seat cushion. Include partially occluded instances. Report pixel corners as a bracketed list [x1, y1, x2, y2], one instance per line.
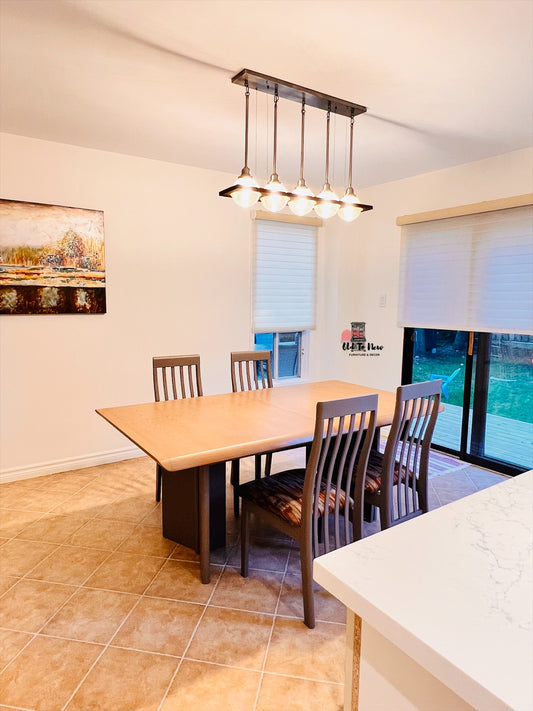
[239, 468, 347, 526]
[364, 450, 414, 494]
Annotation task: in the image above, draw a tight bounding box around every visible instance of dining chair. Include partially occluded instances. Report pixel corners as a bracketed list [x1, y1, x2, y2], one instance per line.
[229, 350, 274, 516]
[356, 380, 441, 536]
[240, 394, 378, 628]
[152, 354, 203, 501]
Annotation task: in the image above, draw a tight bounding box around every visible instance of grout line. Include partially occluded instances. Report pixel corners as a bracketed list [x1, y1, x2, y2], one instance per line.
[155, 551, 229, 711]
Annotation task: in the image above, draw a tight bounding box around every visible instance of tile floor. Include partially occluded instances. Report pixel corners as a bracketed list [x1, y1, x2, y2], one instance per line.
[0, 451, 506, 711]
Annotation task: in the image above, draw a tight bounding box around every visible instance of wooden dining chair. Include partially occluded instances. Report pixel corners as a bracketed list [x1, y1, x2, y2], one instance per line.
[240, 394, 378, 628]
[152, 354, 203, 501]
[355, 380, 441, 536]
[230, 350, 274, 516]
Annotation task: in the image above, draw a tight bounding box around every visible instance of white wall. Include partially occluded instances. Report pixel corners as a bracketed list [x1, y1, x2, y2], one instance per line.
[0, 134, 261, 478]
[320, 147, 533, 391]
[1, 133, 531, 480]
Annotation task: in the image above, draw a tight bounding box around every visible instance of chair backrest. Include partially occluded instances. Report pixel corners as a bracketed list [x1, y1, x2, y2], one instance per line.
[230, 350, 273, 392]
[380, 379, 441, 528]
[302, 394, 378, 556]
[153, 355, 203, 401]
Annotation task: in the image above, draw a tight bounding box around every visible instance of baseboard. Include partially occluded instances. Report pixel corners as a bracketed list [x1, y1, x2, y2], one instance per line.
[0, 446, 144, 484]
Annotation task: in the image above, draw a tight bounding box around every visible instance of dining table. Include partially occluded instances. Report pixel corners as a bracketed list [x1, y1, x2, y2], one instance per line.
[96, 379, 398, 583]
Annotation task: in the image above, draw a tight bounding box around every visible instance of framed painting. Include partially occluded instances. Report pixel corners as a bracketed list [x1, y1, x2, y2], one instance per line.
[0, 199, 106, 315]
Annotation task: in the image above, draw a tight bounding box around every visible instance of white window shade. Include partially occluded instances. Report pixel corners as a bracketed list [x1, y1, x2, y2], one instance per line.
[398, 205, 533, 335]
[254, 219, 317, 332]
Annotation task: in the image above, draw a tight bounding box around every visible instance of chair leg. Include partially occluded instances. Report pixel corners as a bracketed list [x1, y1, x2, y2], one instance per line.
[155, 465, 162, 502]
[254, 454, 262, 479]
[265, 453, 272, 476]
[300, 536, 315, 629]
[240, 501, 250, 578]
[231, 459, 240, 518]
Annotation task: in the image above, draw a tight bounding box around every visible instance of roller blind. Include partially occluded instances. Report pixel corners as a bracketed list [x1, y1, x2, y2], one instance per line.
[398, 204, 533, 335]
[254, 219, 317, 332]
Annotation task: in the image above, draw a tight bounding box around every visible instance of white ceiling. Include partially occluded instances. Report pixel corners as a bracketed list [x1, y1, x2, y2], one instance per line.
[1, 0, 532, 190]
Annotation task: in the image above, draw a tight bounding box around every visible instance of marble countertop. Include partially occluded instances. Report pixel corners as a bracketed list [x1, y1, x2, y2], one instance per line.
[314, 470, 533, 711]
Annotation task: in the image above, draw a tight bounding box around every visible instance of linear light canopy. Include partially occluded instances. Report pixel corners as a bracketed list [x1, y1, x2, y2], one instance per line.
[219, 69, 373, 222]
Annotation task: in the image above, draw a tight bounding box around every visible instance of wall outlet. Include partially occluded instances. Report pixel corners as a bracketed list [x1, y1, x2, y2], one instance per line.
[379, 294, 387, 308]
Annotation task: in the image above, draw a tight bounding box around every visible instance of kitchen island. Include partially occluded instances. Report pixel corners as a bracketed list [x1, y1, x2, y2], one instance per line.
[314, 470, 533, 711]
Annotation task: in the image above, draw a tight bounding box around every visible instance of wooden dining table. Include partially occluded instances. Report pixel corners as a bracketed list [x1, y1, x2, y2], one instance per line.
[96, 380, 398, 583]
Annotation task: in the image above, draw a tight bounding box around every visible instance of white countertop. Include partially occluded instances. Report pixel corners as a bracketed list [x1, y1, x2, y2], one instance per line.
[314, 470, 533, 711]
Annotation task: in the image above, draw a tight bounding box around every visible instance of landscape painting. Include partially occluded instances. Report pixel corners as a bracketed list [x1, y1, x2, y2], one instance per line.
[0, 199, 106, 314]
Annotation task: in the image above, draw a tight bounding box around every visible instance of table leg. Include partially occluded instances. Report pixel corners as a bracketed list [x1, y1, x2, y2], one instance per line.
[199, 465, 210, 584]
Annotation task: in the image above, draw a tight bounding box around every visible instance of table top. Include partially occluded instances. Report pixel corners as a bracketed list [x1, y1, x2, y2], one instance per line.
[96, 380, 397, 471]
[314, 470, 533, 711]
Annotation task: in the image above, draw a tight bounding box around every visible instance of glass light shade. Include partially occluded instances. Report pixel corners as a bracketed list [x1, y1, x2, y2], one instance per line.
[260, 174, 290, 212]
[314, 183, 339, 218]
[288, 180, 316, 216]
[338, 187, 363, 222]
[230, 169, 261, 208]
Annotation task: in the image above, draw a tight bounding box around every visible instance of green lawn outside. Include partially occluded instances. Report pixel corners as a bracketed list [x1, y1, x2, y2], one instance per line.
[412, 332, 533, 425]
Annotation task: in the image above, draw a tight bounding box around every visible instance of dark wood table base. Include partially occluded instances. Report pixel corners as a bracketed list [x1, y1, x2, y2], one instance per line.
[161, 462, 227, 577]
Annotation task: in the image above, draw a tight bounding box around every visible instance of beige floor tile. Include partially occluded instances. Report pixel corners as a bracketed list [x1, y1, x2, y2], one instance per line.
[0, 628, 33, 669]
[8, 487, 76, 512]
[67, 518, 136, 550]
[27, 545, 110, 585]
[0, 575, 19, 595]
[277, 573, 347, 624]
[265, 618, 345, 683]
[161, 659, 261, 711]
[228, 536, 292, 572]
[257, 673, 343, 711]
[145, 559, 221, 603]
[65, 646, 178, 711]
[210, 566, 283, 614]
[50, 490, 114, 518]
[169, 541, 200, 562]
[0, 579, 77, 632]
[84, 551, 165, 594]
[95, 496, 157, 524]
[140, 503, 162, 526]
[117, 523, 176, 557]
[0, 538, 58, 576]
[112, 596, 203, 656]
[15, 513, 88, 544]
[0, 508, 43, 537]
[186, 607, 272, 670]
[0, 635, 102, 711]
[42, 588, 140, 643]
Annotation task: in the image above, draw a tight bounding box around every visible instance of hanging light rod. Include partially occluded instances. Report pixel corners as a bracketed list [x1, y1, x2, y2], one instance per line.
[231, 69, 367, 119]
[220, 69, 373, 219]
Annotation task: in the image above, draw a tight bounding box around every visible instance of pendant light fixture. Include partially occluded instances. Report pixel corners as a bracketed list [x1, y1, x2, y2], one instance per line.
[289, 97, 316, 216]
[314, 105, 339, 219]
[260, 89, 290, 213]
[219, 69, 373, 221]
[338, 111, 364, 222]
[230, 81, 260, 208]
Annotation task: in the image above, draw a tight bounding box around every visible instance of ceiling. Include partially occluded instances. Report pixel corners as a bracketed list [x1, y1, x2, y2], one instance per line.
[1, 0, 532, 190]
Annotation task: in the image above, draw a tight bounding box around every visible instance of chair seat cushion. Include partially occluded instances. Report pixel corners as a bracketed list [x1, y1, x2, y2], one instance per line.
[239, 468, 346, 526]
[364, 450, 413, 494]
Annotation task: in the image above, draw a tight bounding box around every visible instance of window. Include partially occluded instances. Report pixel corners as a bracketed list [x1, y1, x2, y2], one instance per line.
[398, 203, 533, 335]
[254, 332, 302, 379]
[253, 217, 317, 379]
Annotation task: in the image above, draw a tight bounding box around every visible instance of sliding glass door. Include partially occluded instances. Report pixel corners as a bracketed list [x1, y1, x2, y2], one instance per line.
[403, 328, 533, 475]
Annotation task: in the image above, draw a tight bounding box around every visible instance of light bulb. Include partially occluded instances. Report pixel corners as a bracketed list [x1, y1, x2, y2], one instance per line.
[314, 183, 339, 219]
[289, 179, 316, 216]
[230, 168, 260, 208]
[260, 174, 289, 213]
[338, 187, 363, 222]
